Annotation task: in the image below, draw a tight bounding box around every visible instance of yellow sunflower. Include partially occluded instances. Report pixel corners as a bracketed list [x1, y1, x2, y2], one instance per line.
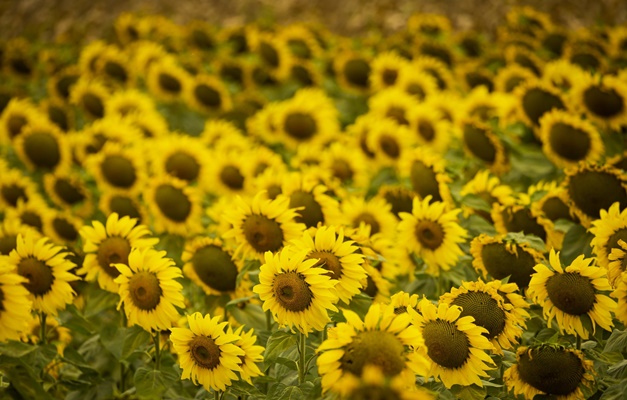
[316, 302, 426, 393]
[397, 196, 467, 276]
[542, 59, 586, 92]
[8, 232, 78, 316]
[376, 184, 417, 220]
[3, 198, 54, 233]
[181, 236, 245, 297]
[203, 148, 253, 197]
[223, 191, 306, 261]
[564, 164, 627, 227]
[339, 195, 398, 238]
[170, 313, 244, 392]
[43, 171, 93, 218]
[407, 103, 452, 153]
[69, 78, 110, 119]
[280, 23, 323, 60]
[514, 79, 568, 131]
[145, 56, 192, 102]
[369, 51, 410, 91]
[0, 218, 41, 256]
[281, 172, 341, 229]
[40, 98, 74, 132]
[79, 212, 158, 293]
[364, 117, 415, 168]
[410, 298, 495, 388]
[610, 271, 627, 325]
[494, 64, 536, 93]
[318, 141, 372, 189]
[439, 279, 527, 354]
[149, 134, 209, 187]
[253, 248, 338, 334]
[85, 141, 147, 195]
[114, 247, 185, 332]
[606, 240, 627, 289]
[184, 73, 233, 114]
[47, 65, 80, 104]
[0, 167, 40, 210]
[369, 87, 419, 127]
[590, 202, 627, 278]
[250, 32, 293, 80]
[0, 263, 32, 342]
[95, 44, 135, 87]
[459, 118, 509, 175]
[470, 234, 545, 289]
[98, 189, 148, 226]
[333, 50, 372, 94]
[572, 73, 627, 130]
[0, 97, 42, 143]
[13, 119, 71, 174]
[460, 170, 515, 221]
[104, 88, 157, 117]
[43, 210, 83, 245]
[503, 345, 595, 400]
[398, 147, 454, 206]
[527, 249, 616, 339]
[145, 174, 204, 236]
[491, 202, 558, 249]
[288, 225, 366, 304]
[289, 60, 323, 87]
[228, 325, 264, 384]
[412, 56, 455, 92]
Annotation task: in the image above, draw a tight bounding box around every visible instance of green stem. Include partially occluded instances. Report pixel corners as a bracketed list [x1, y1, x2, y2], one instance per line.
[576, 335, 582, 350]
[120, 362, 126, 393]
[298, 332, 306, 385]
[39, 312, 47, 345]
[153, 331, 161, 370]
[266, 310, 273, 332]
[214, 389, 221, 400]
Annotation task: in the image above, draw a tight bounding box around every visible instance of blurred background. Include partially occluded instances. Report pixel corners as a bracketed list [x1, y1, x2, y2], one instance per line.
[1, 0, 626, 41]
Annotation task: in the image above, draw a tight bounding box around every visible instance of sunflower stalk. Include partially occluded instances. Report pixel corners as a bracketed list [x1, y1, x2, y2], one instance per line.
[298, 331, 307, 385]
[153, 331, 161, 370]
[39, 312, 47, 345]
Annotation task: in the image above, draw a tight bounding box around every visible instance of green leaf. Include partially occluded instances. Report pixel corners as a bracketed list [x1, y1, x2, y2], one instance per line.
[607, 359, 627, 379]
[277, 385, 303, 400]
[560, 224, 593, 265]
[461, 194, 492, 213]
[604, 329, 627, 353]
[0, 340, 38, 358]
[237, 259, 261, 288]
[451, 384, 487, 400]
[133, 367, 178, 399]
[504, 231, 546, 252]
[264, 330, 297, 364]
[0, 356, 52, 399]
[99, 325, 123, 360]
[229, 302, 267, 331]
[121, 325, 151, 360]
[599, 382, 627, 400]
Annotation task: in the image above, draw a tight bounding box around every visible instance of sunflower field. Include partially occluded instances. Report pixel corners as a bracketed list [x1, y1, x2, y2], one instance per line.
[2, 5, 627, 400]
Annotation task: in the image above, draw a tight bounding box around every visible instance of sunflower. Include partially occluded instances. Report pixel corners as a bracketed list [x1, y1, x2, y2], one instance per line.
[146, 56, 192, 102]
[288, 225, 366, 304]
[564, 163, 627, 227]
[95, 45, 134, 87]
[590, 202, 627, 276]
[407, 103, 451, 153]
[8, 232, 78, 316]
[181, 236, 244, 297]
[98, 190, 147, 225]
[79, 212, 158, 293]
[364, 117, 415, 167]
[470, 234, 545, 289]
[290, 59, 323, 87]
[85, 141, 146, 195]
[457, 62, 495, 93]
[21, 312, 72, 355]
[0, 97, 42, 142]
[73, 115, 144, 164]
[0, 218, 41, 256]
[170, 313, 244, 392]
[504, 45, 544, 76]
[250, 166, 288, 201]
[129, 40, 169, 74]
[394, 64, 439, 102]
[318, 140, 372, 189]
[460, 170, 515, 221]
[47, 65, 80, 104]
[0, 263, 32, 342]
[564, 42, 606, 73]
[461, 86, 517, 122]
[281, 172, 341, 229]
[376, 184, 417, 219]
[408, 12, 451, 36]
[3, 198, 54, 233]
[69, 78, 110, 119]
[229, 325, 264, 384]
[280, 23, 323, 60]
[491, 202, 557, 249]
[503, 344, 595, 400]
[145, 174, 204, 236]
[397, 196, 467, 276]
[316, 303, 426, 393]
[610, 271, 627, 325]
[333, 50, 372, 94]
[606, 240, 627, 289]
[339, 195, 398, 238]
[149, 134, 208, 187]
[114, 12, 146, 44]
[223, 191, 306, 261]
[3, 38, 35, 80]
[250, 32, 292, 80]
[410, 298, 495, 388]
[369, 52, 409, 91]
[114, 247, 185, 332]
[389, 290, 420, 315]
[104, 88, 157, 117]
[253, 248, 338, 334]
[0, 167, 40, 210]
[184, 74, 233, 114]
[529, 182, 580, 235]
[412, 56, 455, 91]
[459, 118, 509, 175]
[369, 87, 419, 127]
[494, 64, 537, 93]
[527, 249, 616, 339]
[43, 211, 83, 245]
[78, 40, 107, 77]
[571, 73, 627, 130]
[43, 171, 93, 218]
[13, 119, 71, 173]
[40, 98, 74, 132]
[542, 59, 586, 92]
[439, 279, 527, 354]
[398, 147, 454, 205]
[515, 80, 567, 131]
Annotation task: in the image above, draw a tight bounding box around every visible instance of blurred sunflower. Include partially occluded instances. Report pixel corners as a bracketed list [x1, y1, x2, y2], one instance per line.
[316, 303, 426, 393]
[146, 57, 192, 102]
[0, 218, 40, 256]
[590, 202, 627, 277]
[459, 118, 509, 175]
[0, 263, 32, 342]
[394, 65, 439, 101]
[571, 73, 627, 130]
[369, 52, 409, 91]
[22, 312, 72, 355]
[457, 62, 494, 93]
[145, 174, 204, 236]
[150, 134, 208, 187]
[14, 119, 71, 173]
[376, 184, 416, 219]
[503, 345, 594, 400]
[114, 247, 185, 332]
[528, 250, 616, 339]
[470, 234, 545, 289]
[130, 40, 169, 74]
[318, 140, 371, 189]
[280, 23, 323, 60]
[611, 272, 627, 325]
[542, 59, 586, 92]
[460, 170, 515, 222]
[9, 232, 78, 316]
[564, 163, 627, 227]
[229, 325, 264, 384]
[398, 147, 454, 205]
[410, 299, 495, 388]
[3, 38, 36, 80]
[182, 236, 244, 297]
[0, 167, 40, 210]
[412, 56, 455, 91]
[365, 117, 415, 167]
[98, 190, 147, 225]
[504, 45, 544, 77]
[170, 313, 244, 392]
[79, 212, 158, 293]
[281, 172, 341, 229]
[184, 74, 233, 114]
[491, 202, 556, 249]
[253, 248, 338, 334]
[397, 196, 467, 275]
[250, 32, 292, 80]
[85, 141, 146, 195]
[339, 195, 398, 237]
[333, 50, 372, 94]
[47, 65, 80, 104]
[4, 198, 54, 233]
[515, 80, 567, 131]
[0, 98, 42, 142]
[494, 64, 536, 93]
[40, 98, 74, 132]
[606, 240, 627, 289]
[104, 88, 157, 117]
[407, 103, 451, 152]
[44, 211, 82, 245]
[564, 41, 606, 73]
[223, 191, 305, 260]
[95, 45, 134, 87]
[288, 225, 365, 304]
[69, 78, 110, 119]
[78, 40, 108, 77]
[440, 279, 526, 354]
[289, 60, 323, 87]
[369, 87, 419, 127]
[43, 171, 93, 218]
[250, 166, 287, 201]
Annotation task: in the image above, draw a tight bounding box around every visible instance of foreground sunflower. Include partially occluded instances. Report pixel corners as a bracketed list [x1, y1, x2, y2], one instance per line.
[590, 202, 627, 280]
[79, 213, 158, 293]
[228, 325, 265, 384]
[170, 313, 244, 392]
[114, 247, 185, 332]
[8, 232, 78, 316]
[527, 250, 616, 339]
[0, 263, 32, 342]
[410, 298, 495, 388]
[223, 191, 306, 261]
[253, 248, 338, 334]
[503, 344, 595, 400]
[397, 196, 467, 275]
[610, 271, 627, 325]
[316, 303, 426, 393]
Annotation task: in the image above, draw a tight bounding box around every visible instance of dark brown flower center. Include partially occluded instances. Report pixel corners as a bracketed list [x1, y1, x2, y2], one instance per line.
[583, 85, 624, 118]
[289, 190, 324, 228]
[1, 184, 28, 207]
[104, 61, 128, 84]
[422, 319, 470, 369]
[7, 114, 27, 139]
[0, 235, 17, 255]
[191, 245, 238, 292]
[567, 169, 627, 220]
[451, 291, 506, 339]
[82, 93, 105, 118]
[158, 73, 182, 94]
[379, 134, 401, 158]
[21, 211, 43, 231]
[219, 165, 245, 190]
[382, 187, 414, 217]
[480, 242, 536, 288]
[259, 41, 279, 68]
[548, 123, 591, 161]
[165, 152, 200, 182]
[500, 207, 547, 241]
[410, 160, 443, 202]
[155, 184, 192, 222]
[309, 250, 342, 280]
[52, 217, 78, 242]
[101, 155, 137, 188]
[541, 197, 575, 222]
[353, 213, 381, 235]
[517, 347, 585, 396]
[414, 220, 444, 250]
[284, 112, 317, 140]
[341, 330, 406, 377]
[272, 271, 313, 312]
[128, 271, 162, 311]
[190, 335, 222, 370]
[463, 123, 497, 163]
[109, 195, 142, 221]
[331, 159, 353, 182]
[194, 84, 222, 109]
[53, 178, 85, 206]
[385, 107, 409, 126]
[381, 68, 398, 86]
[521, 88, 566, 126]
[97, 236, 131, 278]
[343, 58, 370, 89]
[546, 272, 596, 315]
[23, 132, 61, 170]
[242, 214, 284, 253]
[18, 257, 54, 296]
[417, 119, 436, 142]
